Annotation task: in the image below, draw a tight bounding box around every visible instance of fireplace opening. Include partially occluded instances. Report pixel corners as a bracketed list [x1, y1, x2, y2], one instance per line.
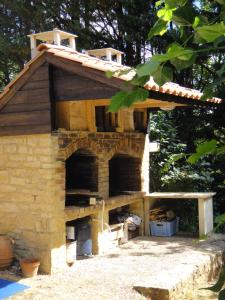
[65, 149, 98, 206]
[109, 154, 141, 197]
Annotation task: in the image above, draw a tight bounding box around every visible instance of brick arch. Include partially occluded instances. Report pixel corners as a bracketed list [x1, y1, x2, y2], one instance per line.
[107, 138, 144, 161]
[63, 138, 100, 161]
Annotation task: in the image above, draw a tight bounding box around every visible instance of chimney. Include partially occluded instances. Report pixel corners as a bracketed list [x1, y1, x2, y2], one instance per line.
[87, 48, 123, 64]
[27, 28, 78, 58]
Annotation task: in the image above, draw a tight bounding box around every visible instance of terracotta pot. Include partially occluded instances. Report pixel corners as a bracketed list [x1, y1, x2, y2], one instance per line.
[20, 258, 40, 278]
[0, 235, 13, 269]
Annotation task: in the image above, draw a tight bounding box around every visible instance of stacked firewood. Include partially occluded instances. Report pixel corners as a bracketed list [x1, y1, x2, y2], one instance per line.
[149, 206, 176, 222]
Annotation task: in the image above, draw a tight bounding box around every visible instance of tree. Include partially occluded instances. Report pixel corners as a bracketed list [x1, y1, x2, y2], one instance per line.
[0, 0, 162, 90]
[109, 0, 225, 111]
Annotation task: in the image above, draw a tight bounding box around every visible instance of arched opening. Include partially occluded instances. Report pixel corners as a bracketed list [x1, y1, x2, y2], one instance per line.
[109, 153, 141, 197]
[65, 149, 98, 206]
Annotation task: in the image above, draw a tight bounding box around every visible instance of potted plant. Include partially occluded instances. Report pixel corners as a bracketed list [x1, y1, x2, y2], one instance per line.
[20, 257, 40, 278]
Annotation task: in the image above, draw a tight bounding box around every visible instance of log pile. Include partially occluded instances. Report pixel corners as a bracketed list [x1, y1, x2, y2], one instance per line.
[149, 206, 176, 222]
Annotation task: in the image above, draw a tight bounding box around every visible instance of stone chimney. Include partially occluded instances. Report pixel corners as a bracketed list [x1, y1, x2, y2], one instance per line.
[87, 48, 123, 64]
[27, 28, 78, 58]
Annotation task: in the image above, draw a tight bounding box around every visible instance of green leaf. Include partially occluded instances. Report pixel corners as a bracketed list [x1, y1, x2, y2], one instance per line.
[109, 88, 148, 112]
[196, 22, 225, 42]
[136, 59, 161, 77]
[167, 43, 194, 61]
[203, 269, 225, 293]
[156, 0, 164, 7]
[131, 75, 149, 86]
[196, 139, 217, 155]
[187, 153, 201, 164]
[157, 7, 173, 21]
[148, 18, 168, 39]
[153, 65, 173, 85]
[192, 15, 208, 28]
[172, 6, 196, 26]
[218, 288, 225, 300]
[171, 53, 196, 70]
[109, 91, 128, 112]
[187, 140, 217, 164]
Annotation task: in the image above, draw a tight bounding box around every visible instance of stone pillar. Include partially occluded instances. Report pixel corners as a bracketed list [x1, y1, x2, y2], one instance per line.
[91, 202, 109, 255]
[98, 156, 109, 199]
[141, 134, 150, 194]
[198, 197, 214, 236]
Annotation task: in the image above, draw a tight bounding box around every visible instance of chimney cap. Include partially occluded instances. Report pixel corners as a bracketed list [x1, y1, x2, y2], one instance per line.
[87, 48, 123, 57]
[27, 28, 78, 42]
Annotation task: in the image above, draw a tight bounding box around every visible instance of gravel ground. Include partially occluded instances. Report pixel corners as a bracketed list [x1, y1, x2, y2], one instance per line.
[0, 235, 224, 300]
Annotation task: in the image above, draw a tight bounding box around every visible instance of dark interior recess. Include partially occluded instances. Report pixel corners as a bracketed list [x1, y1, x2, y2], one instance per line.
[66, 149, 98, 191]
[109, 153, 141, 197]
[133, 110, 145, 132]
[95, 106, 118, 132]
[65, 149, 98, 206]
[66, 217, 92, 257]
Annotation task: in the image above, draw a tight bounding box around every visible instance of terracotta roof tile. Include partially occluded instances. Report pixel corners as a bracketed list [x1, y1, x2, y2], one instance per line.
[38, 44, 222, 104]
[0, 43, 223, 105]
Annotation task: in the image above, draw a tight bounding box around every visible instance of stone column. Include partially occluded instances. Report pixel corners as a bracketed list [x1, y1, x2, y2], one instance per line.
[141, 135, 150, 194]
[198, 197, 214, 236]
[91, 202, 109, 255]
[98, 156, 109, 199]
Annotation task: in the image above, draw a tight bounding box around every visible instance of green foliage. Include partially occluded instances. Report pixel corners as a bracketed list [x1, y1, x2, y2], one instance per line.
[148, 18, 168, 39]
[172, 6, 196, 26]
[109, 88, 148, 112]
[187, 140, 217, 164]
[109, 0, 225, 108]
[196, 23, 225, 43]
[152, 64, 173, 85]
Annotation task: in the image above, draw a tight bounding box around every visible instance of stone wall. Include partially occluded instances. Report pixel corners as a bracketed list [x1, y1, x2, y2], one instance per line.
[0, 130, 150, 274]
[0, 134, 66, 273]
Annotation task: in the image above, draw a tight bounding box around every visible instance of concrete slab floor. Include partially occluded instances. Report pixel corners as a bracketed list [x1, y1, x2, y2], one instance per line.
[1, 234, 225, 300]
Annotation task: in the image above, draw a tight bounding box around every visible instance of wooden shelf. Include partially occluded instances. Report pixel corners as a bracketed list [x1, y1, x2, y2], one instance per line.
[66, 189, 99, 196]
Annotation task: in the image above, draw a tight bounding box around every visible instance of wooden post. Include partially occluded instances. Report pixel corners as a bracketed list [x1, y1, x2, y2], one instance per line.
[69, 37, 76, 50]
[144, 197, 150, 235]
[106, 49, 112, 61]
[116, 53, 122, 64]
[198, 197, 214, 236]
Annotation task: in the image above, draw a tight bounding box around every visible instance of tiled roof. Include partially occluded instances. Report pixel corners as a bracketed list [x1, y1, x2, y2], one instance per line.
[38, 44, 222, 104]
[0, 43, 222, 105]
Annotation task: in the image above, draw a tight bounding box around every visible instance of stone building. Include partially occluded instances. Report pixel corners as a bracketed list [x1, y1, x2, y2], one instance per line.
[0, 29, 221, 273]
